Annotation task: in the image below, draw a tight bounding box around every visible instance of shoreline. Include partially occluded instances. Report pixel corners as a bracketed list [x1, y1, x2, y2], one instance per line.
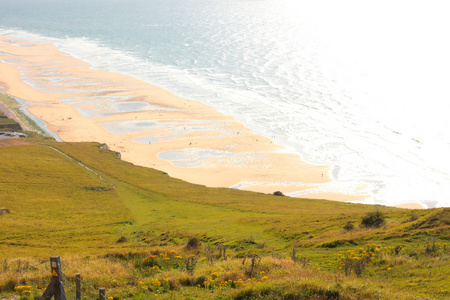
[0, 35, 373, 203]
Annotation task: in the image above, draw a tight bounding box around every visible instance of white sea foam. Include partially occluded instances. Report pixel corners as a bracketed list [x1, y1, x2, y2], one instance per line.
[159, 148, 269, 169]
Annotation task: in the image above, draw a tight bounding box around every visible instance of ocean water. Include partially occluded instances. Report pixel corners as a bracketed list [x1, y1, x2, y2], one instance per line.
[1, 0, 449, 208]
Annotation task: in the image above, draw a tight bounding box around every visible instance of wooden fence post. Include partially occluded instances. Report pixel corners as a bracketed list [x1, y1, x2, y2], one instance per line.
[99, 287, 106, 300]
[40, 256, 67, 300]
[76, 273, 81, 300]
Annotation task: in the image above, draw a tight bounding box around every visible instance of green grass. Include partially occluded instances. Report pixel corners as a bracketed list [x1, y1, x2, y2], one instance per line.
[0, 92, 51, 137]
[0, 144, 133, 258]
[0, 137, 449, 299]
[0, 113, 19, 129]
[0, 105, 21, 132]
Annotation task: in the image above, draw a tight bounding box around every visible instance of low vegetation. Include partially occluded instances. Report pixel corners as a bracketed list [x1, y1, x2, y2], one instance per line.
[0, 109, 449, 299]
[360, 210, 386, 228]
[0, 110, 21, 131]
[0, 93, 51, 137]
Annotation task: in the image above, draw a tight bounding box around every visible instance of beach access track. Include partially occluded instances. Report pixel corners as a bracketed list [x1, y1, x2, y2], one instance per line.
[47, 145, 116, 189]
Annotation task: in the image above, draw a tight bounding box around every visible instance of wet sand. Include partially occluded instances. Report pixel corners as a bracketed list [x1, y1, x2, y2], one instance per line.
[393, 203, 426, 209]
[0, 35, 371, 202]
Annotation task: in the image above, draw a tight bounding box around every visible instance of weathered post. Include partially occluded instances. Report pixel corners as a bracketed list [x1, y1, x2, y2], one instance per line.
[40, 256, 67, 300]
[76, 273, 81, 300]
[99, 287, 106, 300]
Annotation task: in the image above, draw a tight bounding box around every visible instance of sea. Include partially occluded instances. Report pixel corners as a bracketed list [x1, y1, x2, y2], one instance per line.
[1, 0, 449, 208]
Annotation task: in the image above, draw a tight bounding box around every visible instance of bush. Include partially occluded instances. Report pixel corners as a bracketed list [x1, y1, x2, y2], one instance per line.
[232, 282, 341, 300]
[361, 211, 385, 228]
[184, 256, 198, 273]
[0, 279, 17, 292]
[342, 256, 368, 276]
[343, 221, 355, 231]
[116, 236, 128, 243]
[186, 237, 201, 250]
[273, 191, 284, 196]
[82, 186, 112, 192]
[321, 240, 346, 248]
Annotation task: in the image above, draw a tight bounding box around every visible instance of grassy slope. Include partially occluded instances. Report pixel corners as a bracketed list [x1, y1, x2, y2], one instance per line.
[0, 143, 132, 257]
[0, 107, 21, 131]
[0, 112, 19, 129]
[0, 138, 449, 299]
[0, 93, 50, 136]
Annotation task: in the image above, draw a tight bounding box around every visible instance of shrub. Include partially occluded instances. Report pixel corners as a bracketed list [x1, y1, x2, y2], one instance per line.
[116, 236, 128, 243]
[257, 242, 266, 249]
[194, 275, 207, 287]
[184, 256, 198, 273]
[243, 254, 261, 277]
[425, 239, 438, 255]
[273, 191, 284, 196]
[394, 245, 402, 255]
[186, 237, 201, 250]
[178, 275, 207, 287]
[218, 244, 229, 260]
[321, 239, 356, 248]
[82, 186, 112, 192]
[361, 211, 385, 228]
[342, 256, 368, 276]
[0, 278, 17, 292]
[343, 221, 355, 231]
[232, 282, 341, 300]
[204, 245, 215, 264]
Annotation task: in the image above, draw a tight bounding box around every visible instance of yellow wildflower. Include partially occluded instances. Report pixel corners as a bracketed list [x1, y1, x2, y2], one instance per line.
[211, 271, 219, 278]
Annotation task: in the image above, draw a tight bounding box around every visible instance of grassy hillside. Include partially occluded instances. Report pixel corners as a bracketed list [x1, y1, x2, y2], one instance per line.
[0, 110, 21, 131]
[0, 93, 51, 137]
[0, 136, 449, 299]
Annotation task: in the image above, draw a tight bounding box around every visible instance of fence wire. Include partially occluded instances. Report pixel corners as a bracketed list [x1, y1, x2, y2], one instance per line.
[61, 270, 108, 300]
[37, 259, 109, 300]
[61, 275, 76, 300]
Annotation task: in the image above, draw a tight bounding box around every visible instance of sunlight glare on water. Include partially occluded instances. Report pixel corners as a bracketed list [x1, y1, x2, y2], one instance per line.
[0, 0, 449, 207]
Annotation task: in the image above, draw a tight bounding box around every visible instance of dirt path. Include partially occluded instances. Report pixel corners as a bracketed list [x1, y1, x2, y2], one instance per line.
[47, 146, 116, 189]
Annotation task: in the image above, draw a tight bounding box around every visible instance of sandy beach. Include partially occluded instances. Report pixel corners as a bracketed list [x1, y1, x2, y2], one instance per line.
[0, 35, 372, 202]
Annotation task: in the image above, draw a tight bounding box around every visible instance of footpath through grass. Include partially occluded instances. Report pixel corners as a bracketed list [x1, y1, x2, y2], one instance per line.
[0, 137, 449, 299]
